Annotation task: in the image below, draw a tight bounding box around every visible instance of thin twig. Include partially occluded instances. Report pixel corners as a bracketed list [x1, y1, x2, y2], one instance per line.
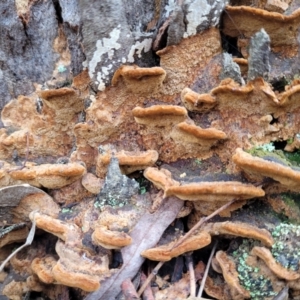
[140, 272, 155, 300]
[121, 278, 139, 300]
[187, 254, 196, 297]
[171, 199, 236, 251]
[197, 241, 218, 298]
[137, 261, 164, 297]
[0, 218, 36, 272]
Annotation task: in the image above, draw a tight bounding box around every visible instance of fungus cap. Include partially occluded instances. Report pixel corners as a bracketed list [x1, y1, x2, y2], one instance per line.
[141, 231, 211, 261]
[165, 181, 265, 201]
[215, 250, 251, 298]
[251, 246, 300, 281]
[92, 225, 132, 249]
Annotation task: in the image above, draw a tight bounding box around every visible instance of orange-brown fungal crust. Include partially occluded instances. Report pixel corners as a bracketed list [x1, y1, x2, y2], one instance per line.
[143, 167, 180, 191]
[0, 87, 84, 160]
[31, 256, 57, 284]
[132, 105, 188, 125]
[92, 226, 132, 249]
[157, 27, 222, 95]
[232, 148, 300, 190]
[181, 88, 216, 112]
[216, 250, 251, 299]
[9, 162, 86, 189]
[251, 246, 300, 281]
[204, 222, 274, 247]
[165, 181, 265, 201]
[96, 149, 159, 177]
[141, 231, 211, 261]
[223, 5, 300, 56]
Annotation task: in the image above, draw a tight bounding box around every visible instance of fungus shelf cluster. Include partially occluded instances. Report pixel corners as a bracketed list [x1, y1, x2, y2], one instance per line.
[1, 1, 300, 300]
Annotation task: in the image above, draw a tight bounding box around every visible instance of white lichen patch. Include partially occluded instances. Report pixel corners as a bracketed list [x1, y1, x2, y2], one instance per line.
[183, 0, 211, 38]
[127, 39, 152, 63]
[15, 0, 30, 15]
[164, 0, 177, 18]
[88, 27, 121, 80]
[183, 0, 227, 38]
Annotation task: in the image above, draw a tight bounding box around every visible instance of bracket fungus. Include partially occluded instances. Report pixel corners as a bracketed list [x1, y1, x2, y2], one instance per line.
[223, 5, 300, 54]
[165, 181, 264, 202]
[233, 148, 300, 191]
[251, 246, 300, 281]
[7, 162, 86, 189]
[216, 250, 251, 299]
[2, 2, 300, 298]
[132, 105, 188, 126]
[204, 221, 274, 247]
[96, 148, 158, 177]
[111, 65, 166, 95]
[133, 105, 227, 161]
[181, 88, 217, 112]
[141, 231, 211, 262]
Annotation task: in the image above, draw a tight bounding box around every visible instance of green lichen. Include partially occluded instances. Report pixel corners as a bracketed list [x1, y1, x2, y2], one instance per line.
[232, 239, 277, 300]
[95, 156, 139, 209]
[271, 223, 300, 271]
[194, 158, 202, 165]
[61, 207, 72, 213]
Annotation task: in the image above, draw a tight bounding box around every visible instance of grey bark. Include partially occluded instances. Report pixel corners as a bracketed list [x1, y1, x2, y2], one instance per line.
[0, 0, 226, 109]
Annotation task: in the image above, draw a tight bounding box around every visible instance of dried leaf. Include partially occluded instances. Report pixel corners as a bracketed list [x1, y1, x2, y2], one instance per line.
[0, 217, 36, 272]
[0, 184, 48, 225]
[85, 196, 183, 300]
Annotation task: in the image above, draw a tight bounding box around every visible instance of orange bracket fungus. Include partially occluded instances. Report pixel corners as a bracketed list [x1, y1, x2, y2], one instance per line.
[204, 221, 274, 247]
[111, 65, 166, 94]
[181, 88, 217, 112]
[141, 231, 211, 262]
[233, 148, 300, 191]
[96, 148, 158, 177]
[216, 250, 251, 299]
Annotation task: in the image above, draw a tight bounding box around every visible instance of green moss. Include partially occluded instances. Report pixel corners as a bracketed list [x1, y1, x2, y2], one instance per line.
[247, 144, 300, 168]
[279, 193, 300, 224]
[247, 146, 292, 167]
[284, 151, 300, 166]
